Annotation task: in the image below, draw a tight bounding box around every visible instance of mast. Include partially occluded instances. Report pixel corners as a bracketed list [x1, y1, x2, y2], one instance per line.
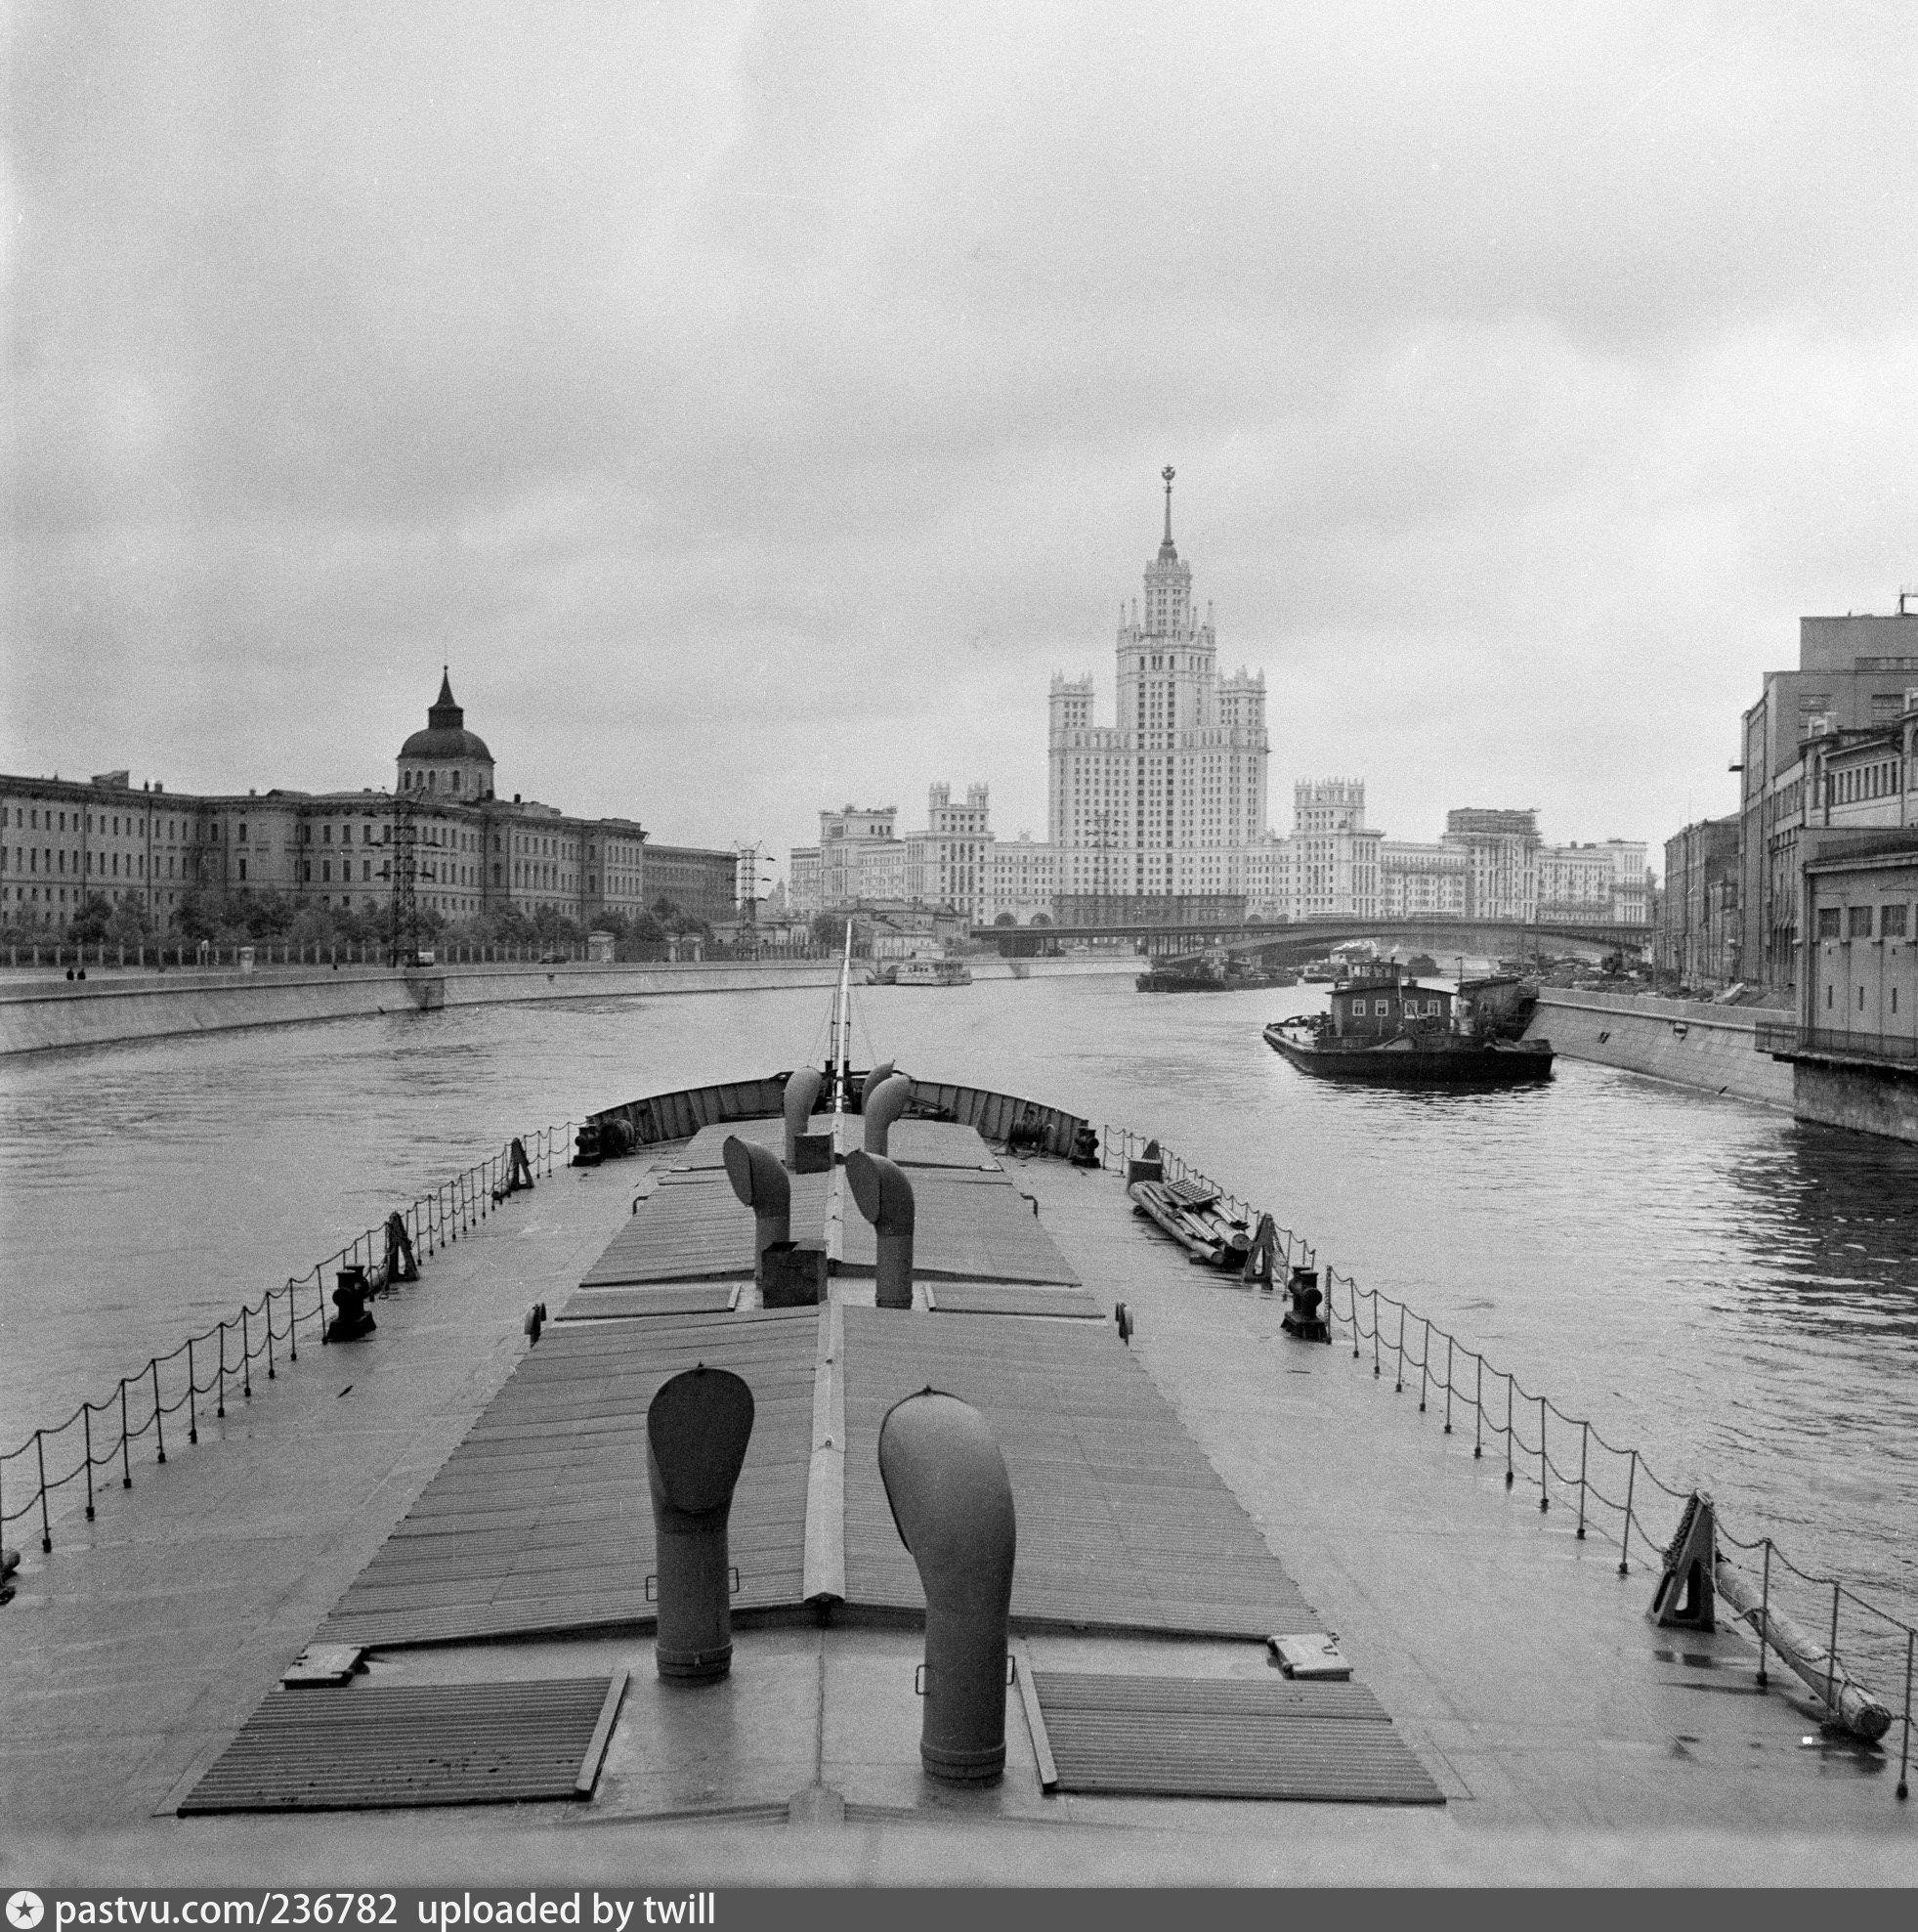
[831, 920, 855, 1111]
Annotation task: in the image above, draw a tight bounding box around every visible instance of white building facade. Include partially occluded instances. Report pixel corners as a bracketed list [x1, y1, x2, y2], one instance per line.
[1048, 472, 1270, 914]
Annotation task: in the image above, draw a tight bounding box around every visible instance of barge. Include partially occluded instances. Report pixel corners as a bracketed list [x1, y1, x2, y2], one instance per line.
[3, 966, 1909, 1885]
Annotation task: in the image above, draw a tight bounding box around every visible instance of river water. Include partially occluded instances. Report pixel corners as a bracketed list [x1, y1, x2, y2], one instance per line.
[4, 974, 1915, 1670]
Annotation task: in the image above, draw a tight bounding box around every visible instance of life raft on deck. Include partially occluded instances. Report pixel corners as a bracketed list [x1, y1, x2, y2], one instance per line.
[1128, 1177, 1254, 1270]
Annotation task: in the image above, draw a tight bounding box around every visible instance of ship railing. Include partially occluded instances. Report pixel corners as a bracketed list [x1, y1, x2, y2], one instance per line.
[0, 1122, 573, 1560]
[1101, 1123, 1915, 1797]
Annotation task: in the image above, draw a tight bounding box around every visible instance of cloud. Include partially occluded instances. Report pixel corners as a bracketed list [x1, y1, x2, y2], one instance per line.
[5, 0, 1915, 871]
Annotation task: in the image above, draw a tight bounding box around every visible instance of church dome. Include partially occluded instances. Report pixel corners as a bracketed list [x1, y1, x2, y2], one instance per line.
[399, 671, 492, 764]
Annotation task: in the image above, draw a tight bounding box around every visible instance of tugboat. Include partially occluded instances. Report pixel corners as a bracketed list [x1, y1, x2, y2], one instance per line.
[1264, 967, 1553, 1086]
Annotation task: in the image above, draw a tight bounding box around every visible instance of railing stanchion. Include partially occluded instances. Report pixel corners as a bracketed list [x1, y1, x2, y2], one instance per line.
[1828, 1583, 1842, 1724]
[1443, 1336, 1454, 1433]
[286, 1281, 298, 1363]
[1757, 1540, 1771, 1688]
[35, 1432, 52, 1552]
[1419, 1318, 1429, 1411]
[241, 1308, 253, 1399]
[1575, 1422, 1588, 1537]
[82, 1406, 96, 1520]
[217, 1323, 227, 1418]
[1473, 1354, 1482, 1458]
[1538, 1397, 1549, 1511]
[318, 1269, 329, 1346]
[1372, 1291, 1381, 1378]
[266, 1296, 276, 1381]
[119, 1380, 132, 1488]
[151, 1359, 166, 1464]
[1504, 1375, 1514, 1488]
[188, 1338, 198, 1443]
[1619, 1451, 1637, 1574]
[1897, 1628, 1912, 1801]
[1394, 1305, 1405, 1393]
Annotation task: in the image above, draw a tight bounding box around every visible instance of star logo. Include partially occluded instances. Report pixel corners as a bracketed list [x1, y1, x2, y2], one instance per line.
[7, 1894, 45, 1930]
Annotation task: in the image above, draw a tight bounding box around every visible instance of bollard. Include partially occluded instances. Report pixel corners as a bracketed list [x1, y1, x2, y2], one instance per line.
[862, 1074, 913, 1155]
[723, 1135, 792, 1263]
[846, 1149, 915, 1309]
[326, 1268, 377, 1343]
[1280, 1267, 1328, 1342]
[646, 1365, 755, 1682]
[783, 1067, 824, 1169]
[878, 1390, 1016, 1783]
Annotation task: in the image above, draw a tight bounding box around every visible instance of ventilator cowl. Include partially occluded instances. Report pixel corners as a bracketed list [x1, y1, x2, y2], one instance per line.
[782, 1066, 824, 1170]
[861, 1073, 913, 1155]
[877, 1390, 1017, 1782]
[646, 1365, 755, 1683]
[723, 1134, 791, 1259]
[845, 1148, 915, 1309]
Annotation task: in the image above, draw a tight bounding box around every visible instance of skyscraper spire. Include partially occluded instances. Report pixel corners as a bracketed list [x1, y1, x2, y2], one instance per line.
[1159, 465, 1176, 560]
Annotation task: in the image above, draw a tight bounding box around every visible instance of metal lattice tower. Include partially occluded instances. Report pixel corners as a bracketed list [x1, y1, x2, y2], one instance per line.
[385, 794, 420, 966]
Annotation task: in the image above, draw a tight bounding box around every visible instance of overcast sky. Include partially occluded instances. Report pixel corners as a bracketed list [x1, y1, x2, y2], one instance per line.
[7, 2, 1915, 878]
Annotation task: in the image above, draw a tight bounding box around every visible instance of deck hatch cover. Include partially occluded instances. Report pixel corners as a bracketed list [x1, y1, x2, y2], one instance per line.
[314, 1310, 815, 1649]
[841, 1309, 1316, 1636]
[925, 1284, 1104, 1319]
[178, 1675, 625, 1814]
[558, 1284, 741, 1320]
[1030, 1672, 1443, 1805]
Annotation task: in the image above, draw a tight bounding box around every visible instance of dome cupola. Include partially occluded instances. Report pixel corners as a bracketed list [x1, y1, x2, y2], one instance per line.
[397, 669, 495, 799]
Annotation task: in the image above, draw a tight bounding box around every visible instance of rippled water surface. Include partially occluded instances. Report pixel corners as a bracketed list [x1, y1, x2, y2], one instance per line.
[3, 974, 1914, 1653]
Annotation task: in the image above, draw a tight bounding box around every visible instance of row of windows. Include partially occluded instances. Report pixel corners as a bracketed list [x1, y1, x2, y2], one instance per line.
[1344, 999, 1445, 1017]
[1816, 904, 1912, 939]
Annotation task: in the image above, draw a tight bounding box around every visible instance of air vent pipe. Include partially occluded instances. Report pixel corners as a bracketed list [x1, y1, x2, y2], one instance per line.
[722, 1135, 790, 1259]
[877, 1390, 1016, 1782]
[862, 1073, 913, 1155]
[646, 1364, 755, 1682]
[861, 1060, 896, 1104]
[845, 1149, 914, 1309]
[783, 1067, 824, 1169]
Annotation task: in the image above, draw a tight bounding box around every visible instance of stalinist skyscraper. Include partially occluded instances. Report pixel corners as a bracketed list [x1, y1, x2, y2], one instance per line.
[1047, 470, 1270, 918]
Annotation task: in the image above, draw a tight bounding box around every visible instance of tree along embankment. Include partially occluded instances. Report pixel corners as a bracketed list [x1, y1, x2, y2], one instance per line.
[0, 953, 1132, 1055]
[1522, 988, 1793, 1109]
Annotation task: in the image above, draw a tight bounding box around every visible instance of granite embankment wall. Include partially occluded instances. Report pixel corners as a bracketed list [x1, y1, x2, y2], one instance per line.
[0, 954, 1131, 1055]
[1523, 989, 1794, 1109]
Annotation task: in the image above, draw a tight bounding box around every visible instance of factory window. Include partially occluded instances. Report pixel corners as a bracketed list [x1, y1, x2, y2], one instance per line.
[1883, 905, 1908, 937]
[238, 859, 247, 881]
[1849, 905, 1873, 939]
[1817, 908, 1841, 938]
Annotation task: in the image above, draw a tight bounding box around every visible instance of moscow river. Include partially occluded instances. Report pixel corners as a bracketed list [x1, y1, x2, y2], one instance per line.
[4, 970, 1916, 1665]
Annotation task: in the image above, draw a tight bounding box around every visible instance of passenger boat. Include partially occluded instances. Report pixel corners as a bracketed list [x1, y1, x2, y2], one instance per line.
[1264, 969, 1555, 1086]
[894, 957, 972, 987]
[5, 936, 1901, 1884]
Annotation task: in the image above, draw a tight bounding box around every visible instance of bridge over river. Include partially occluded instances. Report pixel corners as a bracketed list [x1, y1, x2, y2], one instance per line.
[971, 916, 1650, 966]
